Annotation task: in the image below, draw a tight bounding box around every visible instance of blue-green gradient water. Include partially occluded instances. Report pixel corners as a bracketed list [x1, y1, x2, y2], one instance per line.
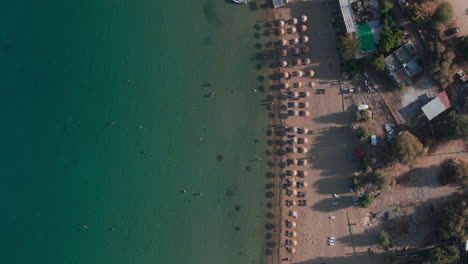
[0, 1, 271, 263]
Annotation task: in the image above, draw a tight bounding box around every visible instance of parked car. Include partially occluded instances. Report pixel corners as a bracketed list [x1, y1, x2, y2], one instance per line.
[444, 27, 460, 37]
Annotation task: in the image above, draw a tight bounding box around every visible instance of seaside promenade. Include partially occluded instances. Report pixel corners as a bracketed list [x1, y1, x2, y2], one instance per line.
[261, 0, 382, 263]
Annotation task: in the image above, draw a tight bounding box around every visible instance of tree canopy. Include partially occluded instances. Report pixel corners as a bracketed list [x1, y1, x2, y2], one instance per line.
[378, 230, 393, 249]
[379, 3, 404, 52]
[370, 55, 386, 71]
[441, 158, 468, 186]
[359, 194, 374, 208]
[356, 109, 371, 122]
[430, 42, 458, 88]
[410, 0, 438, 23]
[340, 33, 360, 60]
[439, 199, 468, 242]
[355, 125, 372, 143]
[423, 245, 460, 264]
[432, 2, 453, 27]
[442, 111, 468, 138]
[394, 131, 426, 165]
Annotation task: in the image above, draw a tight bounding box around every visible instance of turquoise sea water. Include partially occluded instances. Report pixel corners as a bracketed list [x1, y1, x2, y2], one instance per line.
[0, 1, 271, 263]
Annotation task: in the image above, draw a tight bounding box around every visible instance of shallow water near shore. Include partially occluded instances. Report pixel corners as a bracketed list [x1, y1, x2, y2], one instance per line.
[0, 1, 271, 263]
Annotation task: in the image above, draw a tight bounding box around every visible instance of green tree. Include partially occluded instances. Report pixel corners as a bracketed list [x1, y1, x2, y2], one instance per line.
[356, 109, 371, 122]
[410, 0, 438, 23]
[439, 200, 468, 242]
[340, 33, 360, 60]
[430, 42, 458, 88]
[359, 194, 374, 208]
[370, 55, 386, 71]
[423, 245, 460, 264]
[398, 83, 406, 91]
[394, 131, 426, 165]
[443, 111, 468, 138]
[441, 158, 468, 186]
[375, 171, 392, 189]
[360, 157, 373, 173]
[356, 125, 372, 143]
[380, 26, 404, 52]
[380, 1, 394, 14]
[346, 59, 364, 78]
[378, 230, 393, 249]
[432, 2, 453, 27]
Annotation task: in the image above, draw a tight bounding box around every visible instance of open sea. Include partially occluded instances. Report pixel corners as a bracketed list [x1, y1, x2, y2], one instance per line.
[0, 1, 272, 263]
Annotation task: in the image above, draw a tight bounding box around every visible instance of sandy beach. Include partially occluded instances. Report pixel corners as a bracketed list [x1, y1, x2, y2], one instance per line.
[262, 1, 381, 263]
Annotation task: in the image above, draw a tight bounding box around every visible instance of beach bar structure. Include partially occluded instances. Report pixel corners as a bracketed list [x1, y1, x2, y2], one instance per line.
[339, 0, 357, 33]
[272, 0, 284, 8]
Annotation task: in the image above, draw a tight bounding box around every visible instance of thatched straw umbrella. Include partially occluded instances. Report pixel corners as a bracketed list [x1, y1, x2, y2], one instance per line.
[290, 17, 298, 25]
[294, 81, 303, 88]
[305, 111, 310, 117]
[292, 240, 298, 246]
[303, 138, 309, 144]
[303, 128, 309, 134]
[283, 81, 290, 89]
[290, 38, 299, 45]
[288, 27, 297, 34]
[282, 72, 290, 79]
[293, 92, 299, 98]
[305, 91, 311, 97]
[301, 36, 309, 43]
[295, 58, 302, 66]
[296, 70, 304, 77]
[300, 25, 307, 32]
[280, 60, 288, 67]
[304, 102, 309, 108]
[302, 46, 310, 53]
[300, 15, 308, 23]
[300, 147, 308, 153]
[290, 170, 297, 176]
[291, 221, 297, 228]
[277, 19, 285, 27]
[281, 49, 288, 57]
[303, 58, 311, 65]
[287, 126, 297, 133]
[291, 147, 298, 153]
[276, 28, 286, 35]
[280, 39, 288, 46]
[291, 231, 297, 237]
[292, 48, 300, 56]
[303, 182, 308, 187]
[308, 70, 315, 77]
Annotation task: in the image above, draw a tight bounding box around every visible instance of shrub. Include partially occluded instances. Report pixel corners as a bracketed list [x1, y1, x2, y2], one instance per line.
[432, 2, 453, 27]
[356, 109, 371, 122]
[375, 171, 392, 189]
[380, 1, 393, 15]
[439, 199, 468, 242]
[423, 245, 460, 264]
[398, 83, 406, 91]
[359, 194, 374, 208]
[340, 33, 360, 60]
[360, 157, 373, 173]
[410, 0, 438, 23]
[442, 111, 468, 138]
[345, 59, 364, 78]
[378, 230, 393, 249]
[394, 131, 426, 165]
[441, 158, 468, 186]
[380, 2, 404, 52]
[430, 42, 458, 88]
[356, 126, 372, 143]
[370, 55, 385, 71]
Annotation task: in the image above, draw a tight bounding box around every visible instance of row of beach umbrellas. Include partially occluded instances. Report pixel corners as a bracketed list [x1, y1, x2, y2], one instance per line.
[277, 15, 308, 27]
[278, 36, 310, 45]
[281, 70, 315, 78]
[276, 24, 308, 35]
